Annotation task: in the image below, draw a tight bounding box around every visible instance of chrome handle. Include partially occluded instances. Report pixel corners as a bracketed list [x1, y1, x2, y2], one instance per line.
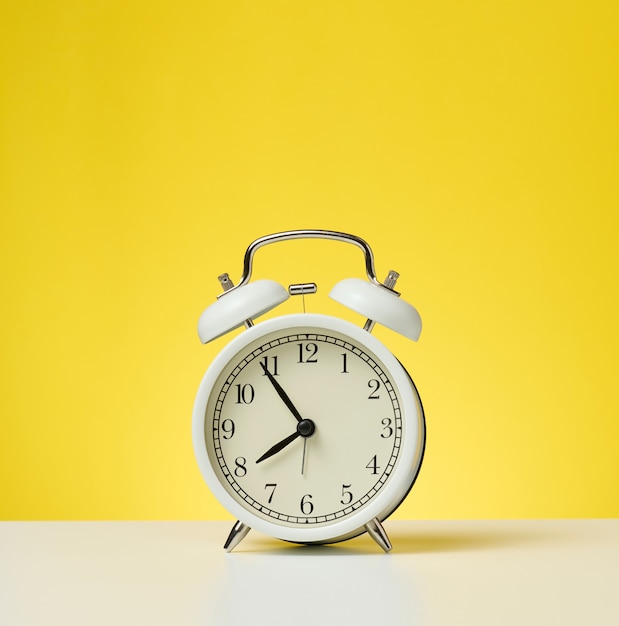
[219, 229, 385, 297]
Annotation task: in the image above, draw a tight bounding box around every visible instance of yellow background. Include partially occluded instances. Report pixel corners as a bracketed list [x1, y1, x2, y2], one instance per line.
[1, 1, 617, 520]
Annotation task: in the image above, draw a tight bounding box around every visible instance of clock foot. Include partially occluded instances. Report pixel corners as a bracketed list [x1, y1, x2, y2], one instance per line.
[223, 520, 251, 552]
[365, 518, 392, 553]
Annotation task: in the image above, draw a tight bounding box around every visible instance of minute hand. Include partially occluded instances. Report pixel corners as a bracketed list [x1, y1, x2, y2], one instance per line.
[260, 362, 303, 423]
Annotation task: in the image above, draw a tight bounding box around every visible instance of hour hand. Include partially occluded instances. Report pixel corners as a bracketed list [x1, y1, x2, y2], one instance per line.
[255, 418, 316, 464]
[256, 431, 300, 464]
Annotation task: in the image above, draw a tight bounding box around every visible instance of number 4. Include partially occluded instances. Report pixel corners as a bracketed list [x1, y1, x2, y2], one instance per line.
[366, 455, 380, 475]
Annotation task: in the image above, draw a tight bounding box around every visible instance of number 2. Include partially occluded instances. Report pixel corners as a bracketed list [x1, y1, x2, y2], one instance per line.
[368, 379, 380, 399]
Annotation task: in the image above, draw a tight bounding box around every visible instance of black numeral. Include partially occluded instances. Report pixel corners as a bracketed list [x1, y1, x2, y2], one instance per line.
[368, 379, 380, 399]
[300, 494, 314, 515]
[340, 484, 353, 505]
[221, 419, 235, 439]
[366, 455, 380, 475]
[264, 483, 277, 504]
[235, 383, 255, 404]
[234, 457, 247, 477]
[380, 417, 394, 438]
[341, 353, 349, 373]
[260, 356, 279, 376]
[298, 343, 318, 364]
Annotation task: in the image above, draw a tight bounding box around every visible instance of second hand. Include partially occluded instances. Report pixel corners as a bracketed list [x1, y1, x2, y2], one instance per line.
[301, 438, 307, 475]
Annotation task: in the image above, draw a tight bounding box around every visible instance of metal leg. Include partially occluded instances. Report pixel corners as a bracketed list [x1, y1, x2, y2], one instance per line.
[223, 520, 251, 552]
[365, 518, 392, 553]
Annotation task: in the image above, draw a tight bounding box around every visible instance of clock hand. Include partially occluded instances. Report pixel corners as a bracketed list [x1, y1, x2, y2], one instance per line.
[301, 438, 308, 475]
[260, 362, 303, 423]
[256, 431, 300, 464]
[256, 418, 316, 464]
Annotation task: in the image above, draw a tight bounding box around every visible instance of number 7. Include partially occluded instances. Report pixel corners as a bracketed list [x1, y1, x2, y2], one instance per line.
[264, 483, 277, 504]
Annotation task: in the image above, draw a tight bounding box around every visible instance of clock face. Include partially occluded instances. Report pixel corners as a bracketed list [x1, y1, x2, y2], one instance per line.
[193, 314, 424, 543]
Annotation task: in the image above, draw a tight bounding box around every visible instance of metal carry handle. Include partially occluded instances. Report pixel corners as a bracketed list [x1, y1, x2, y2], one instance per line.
[218, 229, 386, 296]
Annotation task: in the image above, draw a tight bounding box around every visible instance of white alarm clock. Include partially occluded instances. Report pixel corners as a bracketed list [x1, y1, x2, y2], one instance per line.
[192, 230, 425, 552]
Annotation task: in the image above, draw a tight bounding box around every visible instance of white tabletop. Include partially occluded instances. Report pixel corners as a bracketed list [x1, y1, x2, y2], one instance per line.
[1, 520, 617, 625]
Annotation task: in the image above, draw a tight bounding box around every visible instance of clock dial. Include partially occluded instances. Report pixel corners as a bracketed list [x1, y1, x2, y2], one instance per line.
[203, 326, 406, 528]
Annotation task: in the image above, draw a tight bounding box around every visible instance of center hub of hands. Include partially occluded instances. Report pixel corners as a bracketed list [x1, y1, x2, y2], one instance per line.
[297, 419, 316, 438]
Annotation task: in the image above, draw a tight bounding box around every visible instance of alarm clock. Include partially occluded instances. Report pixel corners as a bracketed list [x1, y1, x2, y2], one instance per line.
[192, 230, 425, 552]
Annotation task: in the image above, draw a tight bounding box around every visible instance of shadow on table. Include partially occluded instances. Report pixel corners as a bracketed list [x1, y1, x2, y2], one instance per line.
[238, 521, 553, 556]
[387, 525, 549, 554]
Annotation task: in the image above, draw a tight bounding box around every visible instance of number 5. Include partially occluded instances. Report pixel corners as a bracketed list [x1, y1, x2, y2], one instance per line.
[340, 484, 353, 505]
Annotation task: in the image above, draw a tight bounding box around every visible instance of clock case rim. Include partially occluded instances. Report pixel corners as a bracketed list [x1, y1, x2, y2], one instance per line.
[192, 313, 425, 545]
